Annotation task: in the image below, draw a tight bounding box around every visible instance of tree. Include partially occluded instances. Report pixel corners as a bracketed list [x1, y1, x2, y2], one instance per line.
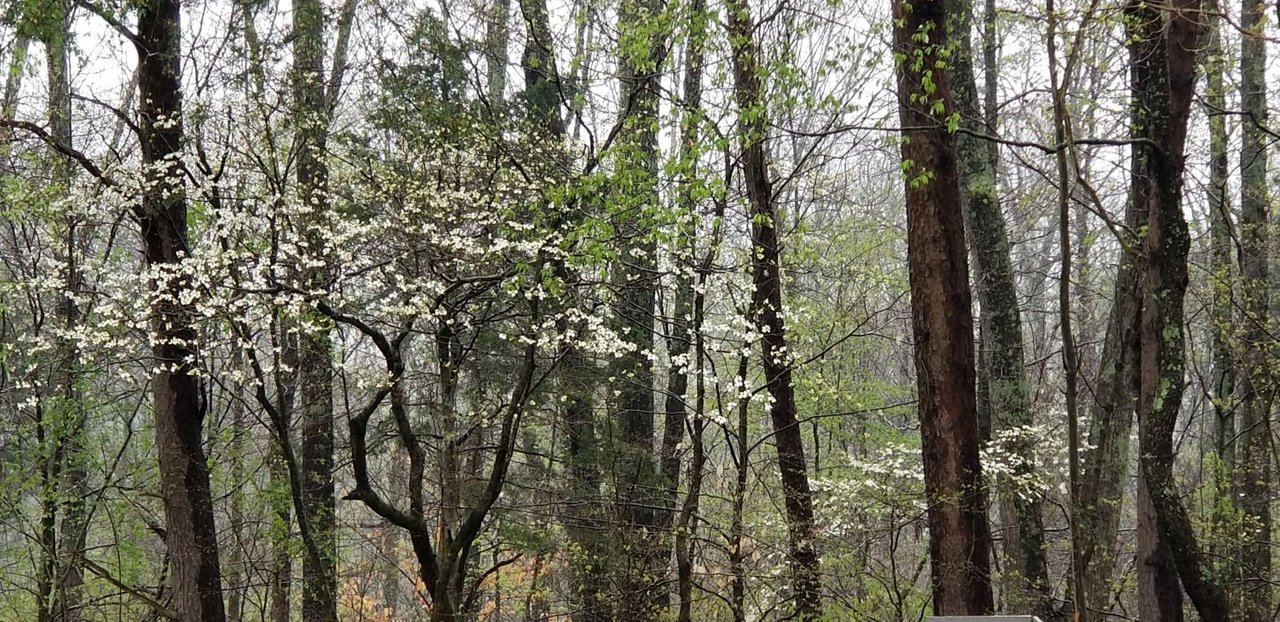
[947, 0, 1052, 612]
[44, 2, 91, 619]
[1127, 0, 1230, 616]
[5, 0, 1280, 617]
[610, 0, 668, 613]
[669, 2, 710, 618]
[1234, 1, 1272, 617]
[726, 0, 822, 617]
[135, 0, 227, 617]
[893, 0, 995, 613]
[1200, 0, 1236, 597]
[289, 0, 357, 616]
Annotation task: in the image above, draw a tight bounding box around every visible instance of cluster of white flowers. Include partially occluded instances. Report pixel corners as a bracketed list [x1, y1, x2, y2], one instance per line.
[812, 441, 927, 537]
[979, 421, 1084, 500]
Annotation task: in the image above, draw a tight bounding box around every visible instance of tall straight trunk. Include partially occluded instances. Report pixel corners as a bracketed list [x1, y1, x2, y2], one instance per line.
[726, 2, 821, 617]
[297, 332, 336, 622]
[1130, 3, 1186, 612]
[33, 12, 79, 621]
[135, 0, 227, 617]
[675, 258, 709, 622]
[727, 353, 751, 622]
[46, 9, 90, 619]
[1200, 0, 1237, 598]
[669, 3, 708, 618]
[36, 403, 60, 622]
[1235, 2, 1271, 618]
[268, 406, 293, 622]
[657, 0, 706, 561]
[1077, 178, 1142, 622]
[269, 448, 292, 622]
[1202, 0, 1233, 474]
[611, 0, 667, 613]
[225, 381, 246, 622]
[1076, 39, 1145, 612]
[292, 0, 340, 617]
[948, 0, 1051, 613]
[484, 0, 510, 106]
[519, 0, 562, 133]
[561, 350, 605, 621]
[514, 2, 606, 616]
[1046, 0, 1085, 615]
[237, 0, 266, 97]
[656, 194, 693, 534]
[893, 0, 994, 614]
[981, 0, 996, 160]
[1127, 0, 1230, 617]
[0, 36, 29, 174]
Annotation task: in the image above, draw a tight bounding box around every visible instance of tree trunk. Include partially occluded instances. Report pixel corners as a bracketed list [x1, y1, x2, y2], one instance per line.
[1046, 0, 1084, 615]
[671, 3, 708, 618]
[893, 0, 995, 614]
[135, 0, 227, 616]
[1137, 474, 1182, 620]
[484, 0, 510, 106]
[292, 0, 339, 616]
[32, 11, 78, 622]
[269, 445, 292, 622]
[611, 0, 667, 613]
[267, 328, 297, 622]
[727, 353, 751, 622]
[657, 0, 706, 577]
[1077, 179, 1142, 622]
[225, 380, 246, 622]
[512, 4, 608, 615]
[0, 36, 29, 174]
[518, 0, 562, 133]
[46, 9, 90, 619]
[1234, 1, 1271, 617]
[948, 0, 1051, 613]
[726, 2, 821, 617]
[1127, 0, 1230, 617]
[1200, 0, 1237, 603]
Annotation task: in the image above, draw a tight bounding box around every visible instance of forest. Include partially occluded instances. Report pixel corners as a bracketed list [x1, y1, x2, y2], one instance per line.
[0, 0, 1272, 616]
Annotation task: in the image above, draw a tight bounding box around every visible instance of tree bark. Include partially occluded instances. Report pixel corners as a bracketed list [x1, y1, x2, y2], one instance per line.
[292, 0, 349, 615]
[726, 1, 821, 617]
[46, 8, 90, 619]
[135, 0, 227, 616]
[1137, 473, 1182, 620]
[267, 326, 297, 622]
[485, 0, 511, 106]
[518, 0, 562, 133]
[948, 0, 1051, 613]
[670, 3, 708, 617]
[1046, 0, 1084, 615]
[1200, 0, 1238, 604]
[893, 0, 995, 613]
[611, 0, 668, 613]
[1077, 172, 1142, 622]
[0, 32, 28, 173]
[727, 353, 751, 622]
[224, 369, 246, 622]
[1234, 2, 1272, 617]
[1127, 0, 1230, 617]
[512, 7, 609, 616]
